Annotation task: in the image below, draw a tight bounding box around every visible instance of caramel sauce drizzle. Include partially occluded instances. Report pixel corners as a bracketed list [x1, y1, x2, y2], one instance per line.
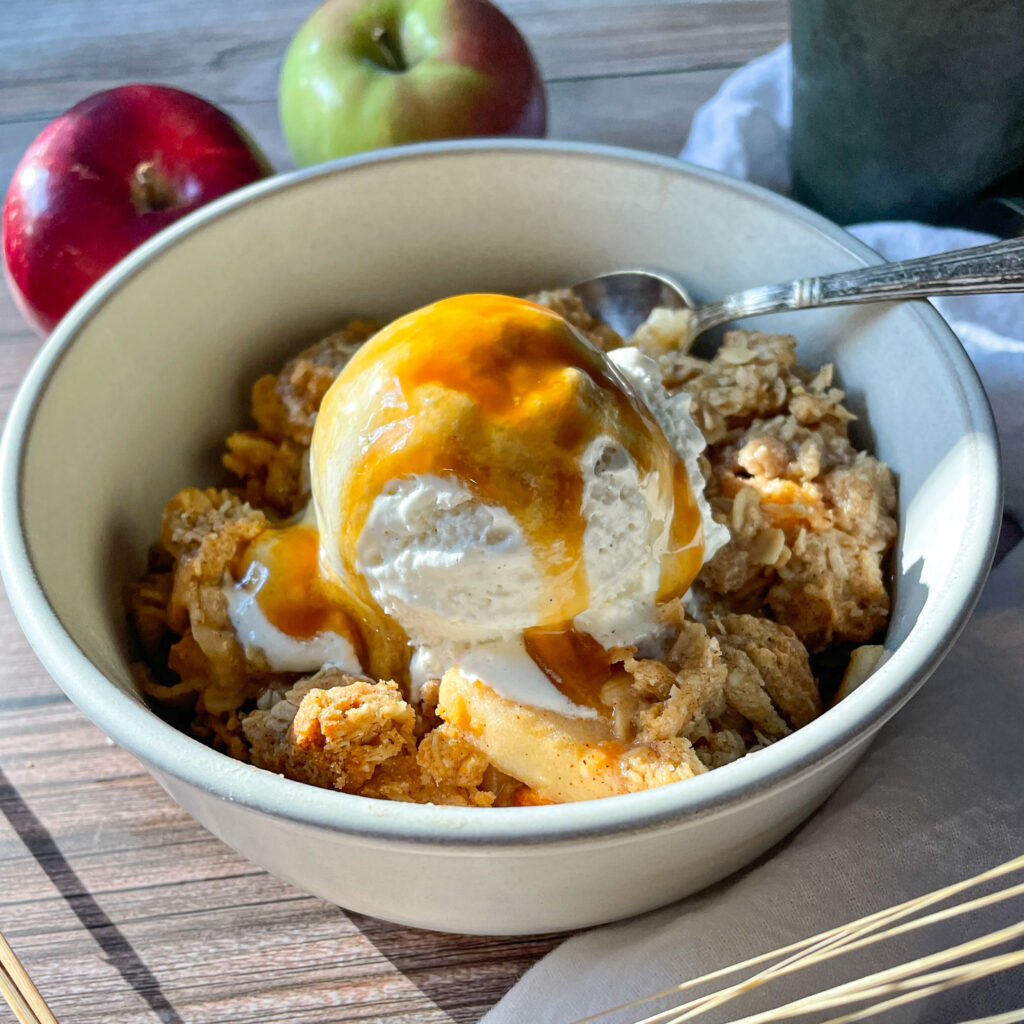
[523, 625, 611, 711]
[301, 293, 707, 706]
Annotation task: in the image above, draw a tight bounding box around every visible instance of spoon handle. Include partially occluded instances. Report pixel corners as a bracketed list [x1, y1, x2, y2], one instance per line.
[693, 236, 1024, 334]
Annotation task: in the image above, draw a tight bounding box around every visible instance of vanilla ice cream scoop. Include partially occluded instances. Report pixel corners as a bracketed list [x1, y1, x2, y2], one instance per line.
[311, 294, 725, 712]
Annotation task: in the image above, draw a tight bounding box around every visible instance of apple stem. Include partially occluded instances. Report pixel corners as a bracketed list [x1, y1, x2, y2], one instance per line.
[131, 161, 179, 213]
[371, 25, 406, 72]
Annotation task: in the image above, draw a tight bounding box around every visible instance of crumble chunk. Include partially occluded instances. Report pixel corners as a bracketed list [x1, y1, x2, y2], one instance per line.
[243, 670, 498, 805]
[602, 612, 818, 769]
[661, 330, 801, 436]
[357, 724, 497, 806]
[626, 321, 897, 650]
[618, 739, 707, 790]
[606, 621, 727, 746]
[708, 614, 821, 731]
[140, 488, 276, 714]
[243, 671, 416, 790]
[223, 321, 379, 515]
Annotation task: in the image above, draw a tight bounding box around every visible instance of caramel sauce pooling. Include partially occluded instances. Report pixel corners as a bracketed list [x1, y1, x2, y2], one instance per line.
[237, 523, 368, 670]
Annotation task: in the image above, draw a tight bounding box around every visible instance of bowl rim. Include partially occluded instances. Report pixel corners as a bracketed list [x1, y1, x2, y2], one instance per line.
[0, 138, 1002, 847]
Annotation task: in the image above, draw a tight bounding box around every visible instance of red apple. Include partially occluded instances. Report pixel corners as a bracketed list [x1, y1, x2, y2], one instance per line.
[279, 0, 547, 166]
[2, 84, 272, 335]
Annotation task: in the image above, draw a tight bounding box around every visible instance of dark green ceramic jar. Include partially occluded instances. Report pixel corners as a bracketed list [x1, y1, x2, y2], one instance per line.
[791, 0, 1024, 224]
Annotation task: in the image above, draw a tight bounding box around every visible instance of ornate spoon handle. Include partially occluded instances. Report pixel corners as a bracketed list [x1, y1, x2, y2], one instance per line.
[692, 236, 1024, 336]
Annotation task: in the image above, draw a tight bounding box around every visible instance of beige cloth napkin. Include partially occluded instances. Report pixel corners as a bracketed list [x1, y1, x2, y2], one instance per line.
[484, 539, 1024, 1022]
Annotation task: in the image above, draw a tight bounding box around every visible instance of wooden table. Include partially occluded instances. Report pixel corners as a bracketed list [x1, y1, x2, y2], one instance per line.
[0, 2, 807, 1020]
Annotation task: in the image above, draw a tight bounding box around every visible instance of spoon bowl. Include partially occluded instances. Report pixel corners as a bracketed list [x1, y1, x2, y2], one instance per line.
[572, 269, 694, 338]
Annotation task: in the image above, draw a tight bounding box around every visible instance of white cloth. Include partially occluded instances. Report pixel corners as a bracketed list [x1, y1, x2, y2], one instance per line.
[486, 47, 1024, 1023]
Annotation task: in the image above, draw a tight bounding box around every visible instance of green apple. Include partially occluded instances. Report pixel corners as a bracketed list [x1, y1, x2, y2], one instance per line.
[279, 0, 547, 165]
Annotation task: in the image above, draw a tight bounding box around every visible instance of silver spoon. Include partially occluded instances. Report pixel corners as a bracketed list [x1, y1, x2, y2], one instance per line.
[574, 236, 1024, 345]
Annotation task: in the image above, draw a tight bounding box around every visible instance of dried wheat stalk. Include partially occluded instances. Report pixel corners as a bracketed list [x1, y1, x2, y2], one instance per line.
[573, 854, 1024, 1024]
[0, 930, 59, 1024]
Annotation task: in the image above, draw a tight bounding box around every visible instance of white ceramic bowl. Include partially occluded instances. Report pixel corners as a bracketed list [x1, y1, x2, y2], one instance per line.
[0, 141, 1000, 935]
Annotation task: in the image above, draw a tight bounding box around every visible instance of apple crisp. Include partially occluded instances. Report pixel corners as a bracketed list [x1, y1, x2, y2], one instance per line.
[127, 288, 897, 805]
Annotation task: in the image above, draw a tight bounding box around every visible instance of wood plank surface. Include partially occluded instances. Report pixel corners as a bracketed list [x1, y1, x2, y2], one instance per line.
[0, 2, 787, 1021]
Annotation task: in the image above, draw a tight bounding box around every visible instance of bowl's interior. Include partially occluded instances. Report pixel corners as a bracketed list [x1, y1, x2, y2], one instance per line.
[10, 145, 998, 812]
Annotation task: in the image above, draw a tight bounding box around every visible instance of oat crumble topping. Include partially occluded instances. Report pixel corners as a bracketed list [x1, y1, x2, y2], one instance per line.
[127, 289, 896, 805]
